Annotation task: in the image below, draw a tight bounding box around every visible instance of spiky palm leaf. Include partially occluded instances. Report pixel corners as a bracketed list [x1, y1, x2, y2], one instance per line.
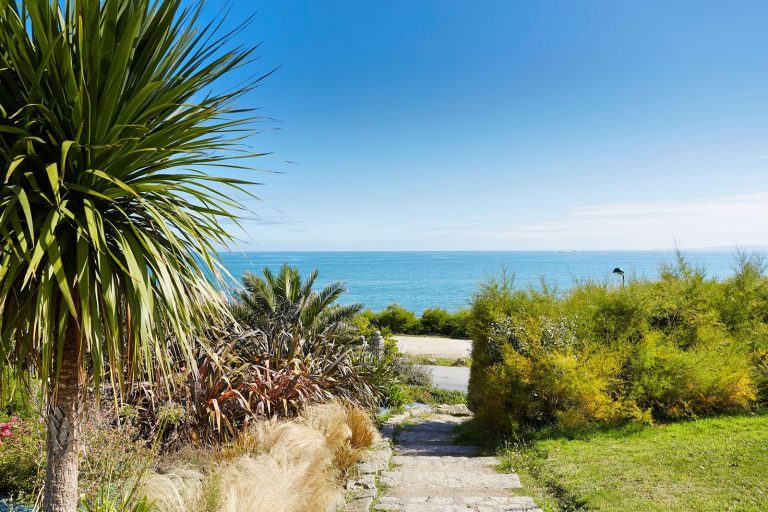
[0, 1, 263, 509]
[233, 264, 363, 358]
[0, 0, 262, 390]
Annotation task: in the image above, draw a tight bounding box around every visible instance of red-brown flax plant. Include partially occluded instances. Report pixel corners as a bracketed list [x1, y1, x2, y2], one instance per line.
[0, 1, 265, 510]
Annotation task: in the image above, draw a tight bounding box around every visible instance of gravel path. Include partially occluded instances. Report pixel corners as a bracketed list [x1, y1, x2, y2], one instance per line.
[377, 411, 542, 512]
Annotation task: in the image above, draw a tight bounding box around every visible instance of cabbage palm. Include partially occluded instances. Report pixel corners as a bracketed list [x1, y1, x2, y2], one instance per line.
[0, 1, 262, 510]
[233, 264, 363, 359]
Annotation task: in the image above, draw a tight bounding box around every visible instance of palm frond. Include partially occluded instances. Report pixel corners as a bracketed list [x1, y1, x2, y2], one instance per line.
[0, 0, 265, 393]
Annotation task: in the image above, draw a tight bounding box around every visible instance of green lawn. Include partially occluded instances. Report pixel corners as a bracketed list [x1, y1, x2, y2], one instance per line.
[499, 413, 768, 512]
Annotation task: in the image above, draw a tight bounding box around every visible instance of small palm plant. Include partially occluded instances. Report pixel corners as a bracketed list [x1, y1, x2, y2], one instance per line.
[0, 1, 263, 510]
[233, 264, 363, 359]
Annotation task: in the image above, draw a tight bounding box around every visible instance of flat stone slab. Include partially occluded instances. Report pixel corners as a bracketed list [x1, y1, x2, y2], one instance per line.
[382, 470, 522, 495]
[392, 455, 500, 466]
[395, 443, 481, 456]
[397, 431, 457, 444]
[376, 495, 542, 512]
[407, 413, 467, 425]
[436, 403, 472, 416]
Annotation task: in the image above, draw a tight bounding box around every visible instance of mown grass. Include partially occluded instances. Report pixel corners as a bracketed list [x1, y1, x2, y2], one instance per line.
[498, 413, 768, 512]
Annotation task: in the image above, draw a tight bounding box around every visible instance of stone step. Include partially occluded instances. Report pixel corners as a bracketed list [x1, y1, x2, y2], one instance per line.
[377, 410, 540, 512]
[392, 455, 499, 467]
[395, 443, 480, 456]
[396, 432, 458, 444]
[380, 470, 522, 494]
[376, 495, 542, 512]
[400, 422, 459, 432]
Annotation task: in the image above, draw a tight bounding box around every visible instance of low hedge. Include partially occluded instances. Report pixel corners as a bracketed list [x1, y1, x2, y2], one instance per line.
[364, 305, 471, 338]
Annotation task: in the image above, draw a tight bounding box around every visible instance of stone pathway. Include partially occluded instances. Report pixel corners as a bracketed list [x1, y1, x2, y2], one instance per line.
[377, 410, 541, 512]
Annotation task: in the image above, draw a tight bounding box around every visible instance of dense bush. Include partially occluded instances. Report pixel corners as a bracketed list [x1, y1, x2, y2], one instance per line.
[369, 304, 420, 333]
[468, 254, 767, 437]
[365, 305, 471, 338]
[0, 412, 153, 507]
[403, 386, 468, 405]
[118, 266, 399, 447]
[390, 357, 434, 387]
[121, 323, 391, 447]
[0, 416, 44, 502]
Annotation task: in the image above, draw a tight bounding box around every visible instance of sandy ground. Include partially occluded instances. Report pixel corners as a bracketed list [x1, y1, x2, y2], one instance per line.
[394, 335, 472, 391]
[393, 335, 472, 359]
[426, 365, 471, 392]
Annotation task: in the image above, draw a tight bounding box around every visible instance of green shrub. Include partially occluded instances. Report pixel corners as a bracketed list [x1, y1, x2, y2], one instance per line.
[0, 412, 153, 506]
[373, 304, 420, 333]
[626, 332, 756, 418]
[380, 382, 408, 409]
[404, 385, 467, 405]
[391, 357, 433, 387]
[0, 416, 44, 502]
[79, 418, 154, 505]
[365, 305, 471, 337]
[442, 309, 471, 338]
[419, 308, 451, 334]
[468, 253, 766, 437]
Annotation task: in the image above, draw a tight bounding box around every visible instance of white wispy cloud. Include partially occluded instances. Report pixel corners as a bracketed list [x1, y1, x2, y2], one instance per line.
[498, 192, 768, 249]
[232, 192, 768, 251]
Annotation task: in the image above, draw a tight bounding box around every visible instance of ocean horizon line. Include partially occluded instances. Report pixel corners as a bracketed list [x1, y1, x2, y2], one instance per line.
[218, 247, 768, 254]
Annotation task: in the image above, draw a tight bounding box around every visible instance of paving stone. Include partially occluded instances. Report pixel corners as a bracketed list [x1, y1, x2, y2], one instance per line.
[396, 443, 480, 456]
[436, 403, 472, 416]
[357, 462, 378, 475]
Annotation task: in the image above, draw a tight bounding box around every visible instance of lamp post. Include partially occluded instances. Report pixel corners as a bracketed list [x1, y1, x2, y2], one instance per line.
[613, 267, 625, 288]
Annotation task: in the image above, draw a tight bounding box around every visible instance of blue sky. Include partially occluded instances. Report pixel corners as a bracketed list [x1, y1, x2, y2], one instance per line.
[210, 0, 768, 251]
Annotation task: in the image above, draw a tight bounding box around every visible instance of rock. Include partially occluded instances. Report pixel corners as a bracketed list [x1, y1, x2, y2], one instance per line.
[343, 496, 374, 512]
[452, 357, 467, 366]
[346, 474, 376, 491]
[435, 403, 472, 416]
[357, 461, 378, 475]
[354, 488, 377, 499]
[365, 445, 392, 471]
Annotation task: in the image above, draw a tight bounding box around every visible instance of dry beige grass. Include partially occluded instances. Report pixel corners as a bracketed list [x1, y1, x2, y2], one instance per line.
[142, 402, 377, 512]
[346, 405, 377, 450]
[142, 466, 204, 512]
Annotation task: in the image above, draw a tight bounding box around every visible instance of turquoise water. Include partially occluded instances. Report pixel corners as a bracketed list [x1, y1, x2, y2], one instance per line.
[218, 251, 752, 313]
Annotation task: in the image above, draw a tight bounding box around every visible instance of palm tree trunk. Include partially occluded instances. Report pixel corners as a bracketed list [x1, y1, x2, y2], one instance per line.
[43, 320, 84, 512]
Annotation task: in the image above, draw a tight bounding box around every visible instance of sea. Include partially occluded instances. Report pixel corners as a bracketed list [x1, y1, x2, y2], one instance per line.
[218, 250, 757, 313]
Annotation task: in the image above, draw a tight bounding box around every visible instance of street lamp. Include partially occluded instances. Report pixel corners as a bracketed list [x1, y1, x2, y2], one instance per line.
[613, 267, 625, 288]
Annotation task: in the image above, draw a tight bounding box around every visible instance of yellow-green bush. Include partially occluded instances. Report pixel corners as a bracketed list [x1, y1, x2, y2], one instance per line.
[626, 332, 755, 419]
[468, 254, 766, 437]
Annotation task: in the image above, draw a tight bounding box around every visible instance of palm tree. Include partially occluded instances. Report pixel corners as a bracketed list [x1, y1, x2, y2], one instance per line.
[233, 264, 363, 359]
[0, 1, 263, 510]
